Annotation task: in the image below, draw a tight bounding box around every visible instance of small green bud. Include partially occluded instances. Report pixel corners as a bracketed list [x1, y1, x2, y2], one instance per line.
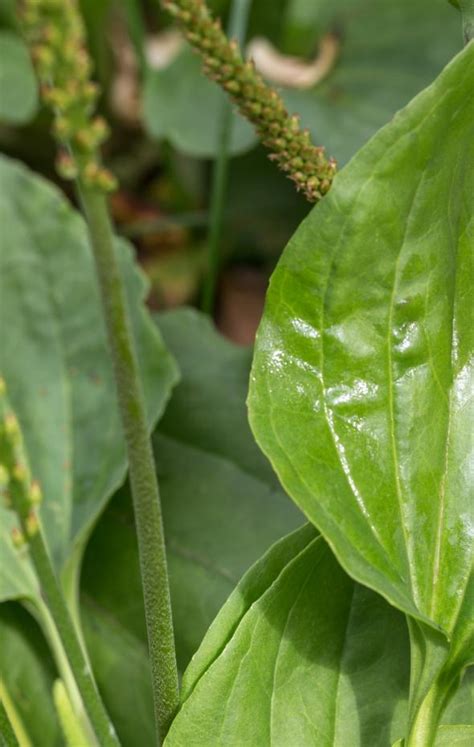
[75, 129, 96, 151]
[289, 115, 300, 133]
[81, 81, 100, 106]
[29, 480, 42, 506]
[249, 101, 262, 116]
[12, 462, 27, 484]
[203, 55, 220, 69]
[186, 31, 201, 44]
[4, 413, 20, 439]
[94, 168, 118, 194]
[90, 116, 110, 144]
[33, 44, 55, 73]
[11, 526, 26, 549]
[26, 510, 40, 538]
[224, 80, 240, 94]
[82, 163, 117, 193]
[56, 152, 78, 181]
[306, 176, 320, 190]
[53, 116, 74, 141]
[162, 2, 180, 16]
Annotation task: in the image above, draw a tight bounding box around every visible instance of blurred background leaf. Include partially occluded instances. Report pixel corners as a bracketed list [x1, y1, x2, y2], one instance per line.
[0, 31, 38, 125]
[143, 47, 256, 157]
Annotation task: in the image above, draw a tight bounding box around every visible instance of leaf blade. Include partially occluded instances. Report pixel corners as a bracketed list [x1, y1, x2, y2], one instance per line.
[249, 44, 474, 646]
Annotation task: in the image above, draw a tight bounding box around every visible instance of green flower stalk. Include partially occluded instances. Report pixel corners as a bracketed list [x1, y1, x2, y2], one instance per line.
[161, 0, 337, 202]
[19, 2, 179, 742]
[19, 0, 116, 192]
[0, 377, 119, 747]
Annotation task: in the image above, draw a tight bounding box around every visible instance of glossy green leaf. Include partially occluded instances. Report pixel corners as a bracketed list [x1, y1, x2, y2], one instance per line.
[143, 47, 256, 158]
[0, 31, 38, 125]
[0, 155, 178, 603]
[166, 527, 474, 746]
[249, 41, 474, 652]
[165, 527, 410, 746]
[166, 527, 408, 747]
[80, 309, 302, 745]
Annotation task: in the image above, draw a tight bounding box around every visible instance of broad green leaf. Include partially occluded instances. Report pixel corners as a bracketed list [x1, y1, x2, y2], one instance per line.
[280, 0, 462, 163]
[165, 526, 412, 746]
[249, 41, 474, 653]
[0, 31, 38, 125]
[143, 47, 256, 158]
[80, 308, 302, 744]
[0, 155, 178, 602]
[0, 603, 61, 747]
[166, 527, 473, 746]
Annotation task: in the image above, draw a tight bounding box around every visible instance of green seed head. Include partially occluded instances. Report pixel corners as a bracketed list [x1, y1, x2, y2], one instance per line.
[19, 0, 117, 194]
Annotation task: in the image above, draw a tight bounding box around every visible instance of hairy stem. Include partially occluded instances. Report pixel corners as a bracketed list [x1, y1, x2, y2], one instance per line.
[160, 0, 336, 202]
[201, 0, 253, 314]
[79, 187, 179, 744]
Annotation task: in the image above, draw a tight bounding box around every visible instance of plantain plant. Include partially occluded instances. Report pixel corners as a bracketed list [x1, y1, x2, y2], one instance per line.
[0, 0, 472, 746]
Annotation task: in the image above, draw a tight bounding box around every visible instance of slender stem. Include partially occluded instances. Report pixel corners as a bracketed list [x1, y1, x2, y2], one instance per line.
[122, 0, 147, 74]
[201, 0, 254, 315]
[0, 693, 21, 747]
[78, 186, 179, 745]
[23, 528, 119, 746]
[201, 105, 233, 314]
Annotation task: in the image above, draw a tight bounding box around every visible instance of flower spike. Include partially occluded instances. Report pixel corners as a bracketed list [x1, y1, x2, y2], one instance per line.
[161, 0, 337, 201]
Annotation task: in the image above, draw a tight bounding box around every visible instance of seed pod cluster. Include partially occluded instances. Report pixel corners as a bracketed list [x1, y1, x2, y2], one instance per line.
[162, 0, 336, 201]
[19, 0, 117, 193]
[0, 377, 42, 547]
